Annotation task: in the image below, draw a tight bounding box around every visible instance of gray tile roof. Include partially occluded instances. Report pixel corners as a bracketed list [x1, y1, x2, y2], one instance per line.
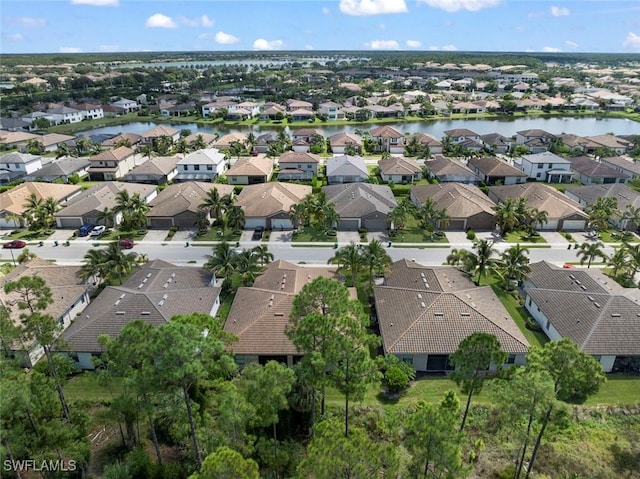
[61, 260, 220, 353]
[323, 183, 397, 219]
[235, 182, 311, 218]
[147, 182, 234, 218]
[55, 182, 155, 218]
[24, 156, 90, 179]
[426, 156, 478, 179]
[489, 183, 587, 221]
[468, 156, 528, 177]
[326, 155, 369, 178]
[375, 260, 529, 355]
[122, 156, 178, 178]
[564, 183, 640, 211]
[378, 156, 422, 175]
[411, 182, 497, 218]
[568, 156, 628, 179]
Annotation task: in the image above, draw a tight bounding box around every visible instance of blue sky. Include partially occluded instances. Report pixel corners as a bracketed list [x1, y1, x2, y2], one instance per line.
[2, 0, 640, 54]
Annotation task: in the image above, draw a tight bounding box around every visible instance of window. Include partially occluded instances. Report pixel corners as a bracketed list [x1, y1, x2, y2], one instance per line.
[206, 165, 213, 171]
[545, 318, 550, 329]
[536, 172, 542, 178]
[183, 165, 188, 171]
[506, 354, 516, 365]
[548, 163, 553, 168]
[537, 163, 543, 169]
[194, 165, 200, 171]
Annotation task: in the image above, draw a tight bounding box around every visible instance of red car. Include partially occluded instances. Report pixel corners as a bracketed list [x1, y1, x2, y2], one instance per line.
[3, 240, 26, 249]
[118, 238, 134, 249]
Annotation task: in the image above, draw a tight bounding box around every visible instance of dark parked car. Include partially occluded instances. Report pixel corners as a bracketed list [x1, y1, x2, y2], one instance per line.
[3, 240, 26, 249]
[252, 226, 264, 240]
[78, 224, 95, 237]
[119, 238, 134, 249]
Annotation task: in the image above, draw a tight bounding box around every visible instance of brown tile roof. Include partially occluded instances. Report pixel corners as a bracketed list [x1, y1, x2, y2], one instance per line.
[224, 261, 340, 355]
[278, 151, 321, 164]
[227, 156, 273, 177]
[147, 181, 234, 218]
[378, 156, 422, 175]
[370, 125, 403, 138]
[407, 132, 443, 148]
[291, 128, 323, 137]
[61, 260, 220, 353]
[235, 182, 311, 218]
[443, 128, 480, 138]
[123, 156, 178, 177]
[141, 125, 179, 139]
[215, 132, 248, 147]
[585, 134, 632, 150]
[525, 261, 640, 355]
[323, 183, 397, 218]
[568, 156, 628, 179]
[0, 181, 82, 215]
[55, 182, 155, 218]
[102, 133, 142, 147]
[39, 133, 76, 148]
[88, 146, 134, 164]
[375, 260, 529, 355]
[601, 156, 640, 176]
[468, 156, 528, 177]
[489, 183, 587, 221]
[329, 132, 362, 147]
[426, 155, 477, 178]
[411, 183, 497, 218]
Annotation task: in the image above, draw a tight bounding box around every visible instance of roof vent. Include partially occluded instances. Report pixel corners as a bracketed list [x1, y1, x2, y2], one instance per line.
[594, 302, 601, 308]
[580, 285, 587, 291]
[119, 293, 126, 299]
[138, 284, 144, 289]
[434, 312, 444, 316]
[146, 273, 152, 278]
[611, 313, 621, 317]
[274, 312, 284, 317]
[115, 311, 125, 315]
[461, 312, 470, 317]
[141, 311, 150, 316]
[114, 300, 120, 306]
[417, 293, 422, 299]
[575, 280, 581, 285]
[420, 302, 426, 308]
[158, 300, 165, 306]
[588, 296, 594, 301]
[171, 272, 176, 278]
[163, 283, 169, 289]
[569, 274, 576, 280]
[162, 294, 168, 300]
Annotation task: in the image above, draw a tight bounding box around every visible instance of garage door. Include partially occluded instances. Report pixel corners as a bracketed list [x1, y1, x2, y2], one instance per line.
[448, 219, 466, 231]
[149, 218, 174, 229]
[363, 219, 388, 231]
[56, 218, 83, 228]
[562, 220, 586, 231]
[541, 220, 558, 230]
[338, 219, 360, 231]
[269, 219, 293, 230]
[245, 218, 267, 230]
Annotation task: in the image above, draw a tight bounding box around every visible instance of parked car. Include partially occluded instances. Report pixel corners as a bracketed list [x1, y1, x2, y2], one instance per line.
[252, 226, 264, 240]
[89, 225, 106, 237]
[2, 240, 26, 249]
[118, 238, 134, 249]
[78, 224, 95, 237]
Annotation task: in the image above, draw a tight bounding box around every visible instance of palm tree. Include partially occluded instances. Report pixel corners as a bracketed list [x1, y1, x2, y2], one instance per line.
[577, 241, 607, 268]
[322, 204, 340, 232]
[361, 239, 392, 289]
[251, 244, 274, 266]
[433, 208, 450, 236]
[524, 208, 548, 236]
[97, 207, 116, 228]
[621, 205, 640, 232]
[193, 209, 210, 233]
[199, 188, 229, 225]
[463, 239, 498, 286]
[607, 246, 630, 280]
[114, 137, 132, 149]
[22, 193, 44, 229]
[55, 143, 70, 158]
[226, 206, 245, 233]
[289, 202, 308, 233]
[16, 248, 36, 264]
[228, 141, 245, 161]
[498, 244, 531, 289]
[103, 242, 138, 285]
[446, 248, 467, 266]
[235, 249, 261, 286]
[586, 197, 618, 236]
[115, 191, 149, 231]
[27, 139, 44, 155]
[39, 197, 60, 228]
[190, 134, 207, 151]
[621, 242, 640, 279]
[494, 198, 520, 235]
[204, 242, 238, 279]
[74, 136, 91, 156]
[77, 248, 109, 285]
[328, 243, 363, 287]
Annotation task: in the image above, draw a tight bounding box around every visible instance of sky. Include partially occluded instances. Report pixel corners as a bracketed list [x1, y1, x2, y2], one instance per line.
[2, 0, 640, 55]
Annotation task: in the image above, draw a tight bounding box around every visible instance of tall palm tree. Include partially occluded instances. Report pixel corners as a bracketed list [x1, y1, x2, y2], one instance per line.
[577, 241, 607, 268]
[498, 244, 531, 289]
[199, 188, 230, 225]
[204, 242, 238, 279]
[226, 206, 245, 232]
[55, 143, 70, 159]
[621, 242, 640, 279]
[494, 198, 520, 235]
[193, 209, 210, 233]
[621, 205, 640, 232]
[97, 207, 116, 228]
[190, 134, 207, 151]
[251, 244, 274, 266]
[446, 248, 467, 266]
[235, 249, 261, 286]
[103, 242, 138, 285]
[289, 202, 308, 233]
[40, 197, 60, 228]
[463, 239, 498, 286]
[607, 246, 630, 280]
[524, 208, 548, 236]
[77, 248, 109, 285]
[361, 239, 392, 289]
[586, 197, 618, 236]
[322, 204, 340, 232]
[328, 243, 363, 287]
[433, 208, 450, 236]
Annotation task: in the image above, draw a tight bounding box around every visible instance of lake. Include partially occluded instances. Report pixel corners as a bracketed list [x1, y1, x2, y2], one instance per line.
[83, 117, 639, 140]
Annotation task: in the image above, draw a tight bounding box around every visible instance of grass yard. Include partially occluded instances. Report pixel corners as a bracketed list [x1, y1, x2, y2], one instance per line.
[597, 229, 639, 243]
[100, 229, 149, 241]
[194, 227, 241, 242]
[504, 230, 547, 243]
[491, 285, 548, 348]
[64, 373, 123, 403]
[291, 227, 336, 242]
[585, 375, 640, 406]
[5, 228, 54, 240]
[390, 216, 449, 244]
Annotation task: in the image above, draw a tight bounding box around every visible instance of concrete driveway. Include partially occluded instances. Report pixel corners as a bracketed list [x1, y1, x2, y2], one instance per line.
[48, 229, 77, 241]
[337, 231, 361, 244]
[144, 229, 170, 241]
[173, 229, 197, 241]
[270, 231, 293, 243]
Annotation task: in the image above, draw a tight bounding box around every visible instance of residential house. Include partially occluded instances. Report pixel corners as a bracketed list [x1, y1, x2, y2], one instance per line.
[378, 156, 423, 183]
[259, 103, 286, 121]
[201, 99, 237, 118]
[54, 181, 156, 228]
[60, 260, 221, 369]
[443, 128, 481, 144]
[583, 135, 633, 156]
[601, 156, 640, 181]
[326, 155, 369, 184]
[183, 132, 218, 149]
[323, 183, 397, 231]
[467, 156, 528, 185]
[291, 128, 324, 144]
[489, 183, 588, 230]
[226, 157, 274, 185]
[0, 182, 82, 228]
[277, 151, 320, 181]
[46, 106, 82, 125]
[318, 101, 345, 120]
[411, 183, 497, 231]
[286, 99, 313, 111]
[110, 98, 139, 113]
[568, 156, 629, 185]
[480, 133, 512, 154]
[523, 261, 640, 373]
[175, 149, 228, 182]
[405, 133, 443, 155]
[515, 151, 573, 183]
[424, 155, 479, 184]
[122, 156, 179, 185]
[328, 132, 363, 154]
[140, 125, 180, 147]
[374, 259, 529, 372]
[224, 260, 342, 367]
[0, 118, 31, 132]
[0, 131, 39, 151]
[101, 133, 142, 149]
[564, 183, 640, 231]
[289, 109, 315, 122]
[370, 125, 405, 154]
[515, 129, 555, 153]
[558, 133, 588, 153]
[0, 258, 90, 367]
[235, 182, 311, 230]
[38, 133, 76, 153]
[146, 182, 234, 229]
[20, 111, 54, 127]
[0, 152, 43, 181]
[73, 103, 104, 120]
[254, 132, 280, 154]
[23, 156, 90, 183]
[87, 146, 136, 181]
[214, 132, 248, 151]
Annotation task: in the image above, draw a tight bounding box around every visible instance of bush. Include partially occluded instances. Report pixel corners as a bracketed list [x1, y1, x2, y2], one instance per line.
[466, 230, 476, 240]
[390, 184, 411, 196]
[383, 366, 410, 394]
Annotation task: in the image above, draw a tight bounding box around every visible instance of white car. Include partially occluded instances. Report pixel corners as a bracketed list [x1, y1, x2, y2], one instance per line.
[89, 225, 106, 237]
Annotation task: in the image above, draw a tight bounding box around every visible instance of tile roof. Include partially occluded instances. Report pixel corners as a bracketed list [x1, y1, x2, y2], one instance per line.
[326, 155, 368, 178]
[323, 183, 397, 218]
[407, 132, 443, 147]
[61, 261, 220, 353]
[123, 156, 178, 178]
[236, 182, 311, 218]
[141, 125, 178, 139]
[489, 183, 587, 221]
[177, 148, 226, 166]
[565, 184, 640, 211]
[0, 152, 41, 164]
[468, 156, 528, 177]
[278, 151, 321, 164]
[291, 128, 324, 137]
[370, 125, 404, 138]
[0, 181, 82, 215]
[227, 156, 274, 177]
[88, 146, 134, 164]
[517, 129, 554, 138]
[148, 182, 234, 218]
[375, 260, 529, 355]
[525, 261, 640, 355]
[38, 133, 76, 148]
[443, 128, 480, 137]
[224, 261, 341, 355]
[55, 182, 155, 218]
[24, 157, 90, 179]
[425, 155, 478, 178]
[568, 156, 628, 179]
[411, 182, 497, 218]
[215, 133, 248, 147]
[102, 133, 142, 147]
[601, 156, 640, 176]
[378, 156, 422, 175]
[328, 132, 362, 147]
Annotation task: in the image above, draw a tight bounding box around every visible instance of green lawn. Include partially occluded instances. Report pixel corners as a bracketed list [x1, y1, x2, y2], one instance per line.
[491, 285, 548, 348]
[194, 227, 241, 242]
[5, 229, 54, 240]
[64, 373, 123, 403]
[586, 375, 640, 405]
[100, 228, 148, 241]
[504, 230, 547, 243]
[390, 227, 449, 243]
[597, 230, 639, 243]
[291, 227, 336, 242]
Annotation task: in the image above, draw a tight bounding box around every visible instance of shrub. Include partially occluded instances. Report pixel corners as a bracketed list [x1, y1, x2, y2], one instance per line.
[466, 230, 476, 240]
[383, 366, 410, 394]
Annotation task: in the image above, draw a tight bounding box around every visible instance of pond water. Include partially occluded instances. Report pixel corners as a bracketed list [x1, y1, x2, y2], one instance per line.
[83, 117, 639, 140]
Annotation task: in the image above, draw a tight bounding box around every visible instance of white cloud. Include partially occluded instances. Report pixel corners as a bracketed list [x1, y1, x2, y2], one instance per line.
[550, 6, 570, 16]
[623, 32, 640, 51]
[305, 44, 314, 50]
[366, 39, 400, 49]
[322, 7, 330, 14]
[253, 38, 284, 51]
[99, 44, 119, 51]
[339, 0, 408, 16]
[428, 44, 458, 51]
[145, 13, 177, 29]
[565, 40, 578, 48]
[11, 17, 47, 27]
[406, 39, 422, 48]
[60, 46, 82, 53]
[70, 0, 118, 6]
[541, 46, 562, 52]
[6, 33, 24, 42]
[215, 31, 240, 44]
[418, 0, 500, 12]
[178, 15, 214, 27]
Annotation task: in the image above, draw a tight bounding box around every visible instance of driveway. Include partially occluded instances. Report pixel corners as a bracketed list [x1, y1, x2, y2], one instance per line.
[173, 229, 197, 242]
[270, 231, 293, 243]
[367, 231, 388, 242]
[144, 229, 170, 242]
[337, 231, 361, 244]
[48, 229, 77, 241]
